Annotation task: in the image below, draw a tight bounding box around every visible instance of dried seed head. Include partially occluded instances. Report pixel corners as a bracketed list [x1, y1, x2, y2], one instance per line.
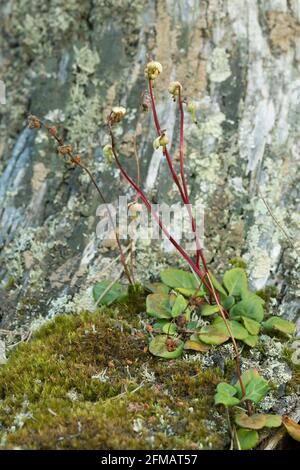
[103, 144, 114, 163]
[73, 155, 81, 164]
[28, 114, 41, 129]
[110, 106, 126, 124]
[48, 126, 57, 137]
[168, 81, 182, 101]
[187, 101, 198, 124]
[57, 144, 73, 156]
[144, 61, 162, 80]
[153, 132, 169, 150]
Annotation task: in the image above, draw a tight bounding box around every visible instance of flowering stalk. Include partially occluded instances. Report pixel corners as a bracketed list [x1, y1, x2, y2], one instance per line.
[108, 62, 246, 399]
[108, 120, 245, 398]
[178, 88, 209, 273]
[148, 80, 187, 205]
[149, 80, 206, 274]
[108, 121, 224, 304]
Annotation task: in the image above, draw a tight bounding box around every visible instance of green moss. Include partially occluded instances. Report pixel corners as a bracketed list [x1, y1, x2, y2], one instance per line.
[4, 276, 16, 290]
[256, 285, 278, 303]
[0, 309, 228, 450]
[281, 346, 300, 395]
[119, 283, 147, 315]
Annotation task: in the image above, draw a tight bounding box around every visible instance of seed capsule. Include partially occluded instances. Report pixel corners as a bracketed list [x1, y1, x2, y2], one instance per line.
[168, 81, 182, 101]
[57, 144, 73, 155]
[153, 132, 169, 150]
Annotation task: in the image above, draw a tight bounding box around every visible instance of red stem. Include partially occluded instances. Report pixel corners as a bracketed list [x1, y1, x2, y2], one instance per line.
[178, 90, 208, 273]
[149, 80, 207, 273]
[149, 80, 188, 205]
[108, 124, 217, 296]
[108, 122, 244, 396]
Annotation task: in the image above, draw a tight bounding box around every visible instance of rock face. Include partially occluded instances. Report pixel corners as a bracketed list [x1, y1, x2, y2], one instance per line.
[0, 0, 299, 332]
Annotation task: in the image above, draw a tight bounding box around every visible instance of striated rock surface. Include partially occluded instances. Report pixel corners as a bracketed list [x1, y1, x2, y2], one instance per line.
[0, 1, 299, 335]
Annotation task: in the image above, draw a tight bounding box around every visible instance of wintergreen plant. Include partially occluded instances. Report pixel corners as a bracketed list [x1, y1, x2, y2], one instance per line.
[28, 59, 299, 451]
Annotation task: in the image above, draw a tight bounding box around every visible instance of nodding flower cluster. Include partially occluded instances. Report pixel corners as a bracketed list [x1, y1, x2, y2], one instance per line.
[144, 61, 163, 80]
[153, 132, 169, 150]
[168, 81, 183, 101]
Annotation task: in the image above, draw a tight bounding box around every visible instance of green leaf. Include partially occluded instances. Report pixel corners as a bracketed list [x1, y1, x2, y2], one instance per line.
[235, 369, 268, 402]
[171, 294, 187, 317]
[176, 287, 205, 297]
[146, 293, 172, 319]
[235, 412, 266, 430]
[149, 335, 184, 359]
[214, 382, 240, 406]
[282, 416, 300, 442]
[223, 296, 235, 310]
[242, 334, 259, 347]
[146, 283, 169, 295]
[184, 334, 210, 352]
[93, 280, 127, 306]
[199, 326, 229, 345]
[236, 429, 259, 450]
[160, 269, 199, 290]
[162, 322, 177, 335]
[186, 321, 198, 330]
[211, 317, 249, 340]
[244, 375, 269, 404]
[153, 320, 169, 331]
[242, 290, 265, 304]
[262, 317, 295, 335]
[230, 293, 264, 322]
[241, 317, 260, 335]
[223, 268, 248, 297]
[264, 414, 282, 428]
[207, 271, 227, 297]
[201, 304, 220, 316]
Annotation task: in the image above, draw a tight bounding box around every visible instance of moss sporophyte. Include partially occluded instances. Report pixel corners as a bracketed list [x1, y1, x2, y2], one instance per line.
[23, 61, 299, 450]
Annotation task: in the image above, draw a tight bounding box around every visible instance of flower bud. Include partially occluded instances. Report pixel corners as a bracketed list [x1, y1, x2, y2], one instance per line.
[187, 102, 198, 124]
[27, 114, 41, 129]
[110, 106, 126, 124]
[57, 144, 73, 155]
[103, 144, 114, 163]
[144, 61, 162, 80]
[153, 132, 169, 150]
[73, 155, 81, 164]
[128, 202, 143, 217]
[168, 81, 182, 101]
[48, 126, 57, 137]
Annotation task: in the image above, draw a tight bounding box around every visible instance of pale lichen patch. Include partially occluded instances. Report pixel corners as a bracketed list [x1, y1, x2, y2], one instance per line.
[207, 47, 231, 83]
